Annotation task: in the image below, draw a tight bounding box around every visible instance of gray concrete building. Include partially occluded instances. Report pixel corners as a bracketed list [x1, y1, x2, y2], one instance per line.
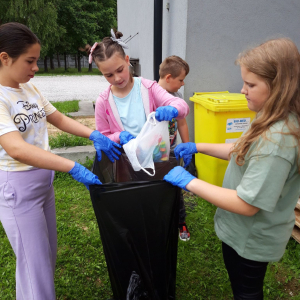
[117, 0, 300, 141]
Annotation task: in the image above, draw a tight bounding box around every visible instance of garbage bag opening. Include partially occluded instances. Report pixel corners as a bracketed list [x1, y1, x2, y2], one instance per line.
[92, 149, 178, 184]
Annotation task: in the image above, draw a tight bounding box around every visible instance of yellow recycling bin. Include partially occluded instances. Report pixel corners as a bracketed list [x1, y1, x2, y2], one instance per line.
[190, 91, 256, 187]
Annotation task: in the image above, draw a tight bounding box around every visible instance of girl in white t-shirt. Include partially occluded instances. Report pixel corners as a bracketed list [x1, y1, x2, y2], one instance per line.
[0, 22, 121, 300]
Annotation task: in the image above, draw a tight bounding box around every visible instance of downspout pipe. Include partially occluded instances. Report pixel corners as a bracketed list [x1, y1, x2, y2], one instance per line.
[153, 0, 163, 82]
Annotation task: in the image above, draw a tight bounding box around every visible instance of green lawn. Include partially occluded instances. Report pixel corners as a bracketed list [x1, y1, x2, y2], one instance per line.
[1, 169, 300, 299]
[51, 100, 80, 114]
[48, 100, 93, 149]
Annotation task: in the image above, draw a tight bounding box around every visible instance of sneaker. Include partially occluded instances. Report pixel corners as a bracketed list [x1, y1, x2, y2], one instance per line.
[179, 223, 190, 241]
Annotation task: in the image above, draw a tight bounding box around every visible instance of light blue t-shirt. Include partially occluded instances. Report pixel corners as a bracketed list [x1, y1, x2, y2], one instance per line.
[113, 77, 146, 136]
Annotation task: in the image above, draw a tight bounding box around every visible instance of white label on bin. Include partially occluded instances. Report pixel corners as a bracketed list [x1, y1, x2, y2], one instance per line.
[225, 138, 238, 143]
[226, 118, 250, 133]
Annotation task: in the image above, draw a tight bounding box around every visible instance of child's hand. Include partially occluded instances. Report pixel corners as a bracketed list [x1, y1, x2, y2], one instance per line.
[174, 142, 198, 167]
[68, 162, 102, 190]
[119, 131, 136, 145]
[155, 106, 178, 122]
[164, 166, 196, 191]
[89, 130, 121, 162]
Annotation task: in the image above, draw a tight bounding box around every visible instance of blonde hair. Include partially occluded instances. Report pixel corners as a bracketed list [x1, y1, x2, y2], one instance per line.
[232, 38, 300, 168]
[159, 55, 189, 79]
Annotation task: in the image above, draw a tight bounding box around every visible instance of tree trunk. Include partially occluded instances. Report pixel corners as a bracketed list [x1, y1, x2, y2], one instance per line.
[77, 51, 81, 72]
[44, 56, 48, 72]
[57, 53, 61, 68]
[50, 57, 55, 70]
[88, 63, 93, 72]
[64, 52, 67, 71]
[74, 54, 77, 68]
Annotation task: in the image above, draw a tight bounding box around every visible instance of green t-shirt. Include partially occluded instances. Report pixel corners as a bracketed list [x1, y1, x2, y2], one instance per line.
[214, 116, 300, 262]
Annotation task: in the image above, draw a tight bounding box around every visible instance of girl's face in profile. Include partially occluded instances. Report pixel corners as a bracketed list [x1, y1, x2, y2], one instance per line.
[240, 66, 270, 113]
[0, 43, 40, 88]
[97, 53, 131, 89]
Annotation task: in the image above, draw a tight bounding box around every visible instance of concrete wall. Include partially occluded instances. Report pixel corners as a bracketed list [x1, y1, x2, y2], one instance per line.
[117, 0, 300, 141]
[117, 0, 154, 80]
[185, 0, 300, 140]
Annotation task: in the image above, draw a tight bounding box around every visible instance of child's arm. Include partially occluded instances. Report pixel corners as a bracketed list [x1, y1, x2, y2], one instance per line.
[186, 177, 260, 216]
[196, 143, 234, 161]
[151, 82, 189, 119]
[0, 131, 75, 172]
[47, 110, 121, 162]
[47, 110, 93, 138]
[175, 142, 234, 164]
[164, 166, 260, 216]
[177, 118, 189, 143]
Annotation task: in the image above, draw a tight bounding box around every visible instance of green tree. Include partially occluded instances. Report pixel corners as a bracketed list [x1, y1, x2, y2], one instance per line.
[57, 0, 117, 72]
[0, 0, 65, 59]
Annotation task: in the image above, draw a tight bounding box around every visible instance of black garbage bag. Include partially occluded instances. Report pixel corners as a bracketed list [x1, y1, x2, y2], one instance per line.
[89, 181, 180, 300]
[92, 148, 178, 183]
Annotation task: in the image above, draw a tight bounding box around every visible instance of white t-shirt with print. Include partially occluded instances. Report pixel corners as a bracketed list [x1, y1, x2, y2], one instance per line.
[0, 82, 56, 171]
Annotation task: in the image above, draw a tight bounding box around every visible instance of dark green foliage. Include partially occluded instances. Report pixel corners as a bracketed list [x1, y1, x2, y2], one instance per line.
[0, 0, 117, 64]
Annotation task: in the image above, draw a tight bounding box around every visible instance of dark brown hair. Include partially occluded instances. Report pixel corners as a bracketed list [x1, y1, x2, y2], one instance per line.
[159, 55, 189, 79]
[84, 30, 126, 66]
[0, 22, 40, 66]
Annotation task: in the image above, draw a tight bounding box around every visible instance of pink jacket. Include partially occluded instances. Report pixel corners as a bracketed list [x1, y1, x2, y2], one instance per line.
[95, 77, 190, 143]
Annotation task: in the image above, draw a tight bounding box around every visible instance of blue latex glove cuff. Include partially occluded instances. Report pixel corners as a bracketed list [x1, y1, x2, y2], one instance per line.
[155, 106, 178, 122]
[163, 166, 196, 191]
[119, 131, 136, 146]
[174, 142, 197, 167]
[69, 162, 102, 190]
[89, 130, 121, 162]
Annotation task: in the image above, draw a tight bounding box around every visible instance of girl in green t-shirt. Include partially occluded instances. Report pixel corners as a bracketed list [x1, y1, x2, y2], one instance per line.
[164, 38, 300, 299]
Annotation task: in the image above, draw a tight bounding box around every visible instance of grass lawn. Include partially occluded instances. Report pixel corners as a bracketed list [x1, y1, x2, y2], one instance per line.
[49, 100, 93, 149]
[51, 100, 80, 114]
[1, 168, 300, 299]
[36, 67, 102, 76]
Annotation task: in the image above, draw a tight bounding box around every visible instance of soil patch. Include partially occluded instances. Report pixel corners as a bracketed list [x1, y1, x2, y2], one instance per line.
[47, 116, 96, 137]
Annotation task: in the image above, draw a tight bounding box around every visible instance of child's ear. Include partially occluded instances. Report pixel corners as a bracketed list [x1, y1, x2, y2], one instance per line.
[0, 52, 10, 65]
[165, 74, 172, 82]
[125, 55, 130, 65]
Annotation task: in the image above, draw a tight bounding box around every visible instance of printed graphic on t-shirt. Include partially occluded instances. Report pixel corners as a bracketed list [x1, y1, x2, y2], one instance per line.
[14, 100, 46, 132]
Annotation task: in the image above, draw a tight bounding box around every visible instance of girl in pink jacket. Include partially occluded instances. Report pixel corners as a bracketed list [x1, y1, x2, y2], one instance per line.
[86, 29, 189, 145]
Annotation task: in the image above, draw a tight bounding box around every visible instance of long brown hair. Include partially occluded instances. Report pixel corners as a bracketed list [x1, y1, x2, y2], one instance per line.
[232, 38, 300, 168]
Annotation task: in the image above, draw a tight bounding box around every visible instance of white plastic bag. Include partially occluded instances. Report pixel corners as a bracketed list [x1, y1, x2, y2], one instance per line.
[123, 112, 170, 176]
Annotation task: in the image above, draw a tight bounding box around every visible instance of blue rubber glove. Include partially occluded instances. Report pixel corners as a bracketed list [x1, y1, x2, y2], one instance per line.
[119, 131, 136, 146]
[174, 142, 198, 167]
[155, 106, 178, 122]
[89, 130, 121, 162]
[163, 166, 196, 191]
[69, 162, 102, 190]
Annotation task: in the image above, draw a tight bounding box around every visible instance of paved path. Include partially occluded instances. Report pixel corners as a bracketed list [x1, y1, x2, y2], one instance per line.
[31, 75, 109, 102]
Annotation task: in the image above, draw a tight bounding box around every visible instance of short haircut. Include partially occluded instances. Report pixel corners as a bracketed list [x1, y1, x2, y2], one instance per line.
[159, 55, 189, 79]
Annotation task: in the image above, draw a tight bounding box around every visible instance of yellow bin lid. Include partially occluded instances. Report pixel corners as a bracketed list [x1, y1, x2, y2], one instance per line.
[190, 91, 250, 112]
